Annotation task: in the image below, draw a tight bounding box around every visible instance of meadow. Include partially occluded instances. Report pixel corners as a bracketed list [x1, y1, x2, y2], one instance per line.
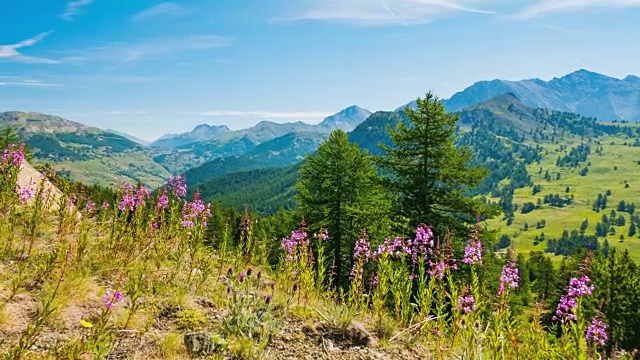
[0, 141, 632, 359]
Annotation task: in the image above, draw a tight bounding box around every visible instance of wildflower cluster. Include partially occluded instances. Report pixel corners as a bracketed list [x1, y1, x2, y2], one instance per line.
[350, 231, 372, 280]
[1, 143, 25, 168]
[118, 184, 151, 211]
[181, 193, 211, 228]
[168, 175, 187, 199]
[457, 294, 477, 314]
[102, 290, 125, 310]
[156, 189, 169, 210]
[586, 318, 608, 346]
[498, 261, 519, 295]
[553, 275, 593, 323]
[280, 229, 309, 262]
[462, 234, 482, 265]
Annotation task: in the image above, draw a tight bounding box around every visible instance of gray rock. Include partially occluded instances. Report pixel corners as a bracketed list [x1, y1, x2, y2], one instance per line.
[184, 332, 222, 356]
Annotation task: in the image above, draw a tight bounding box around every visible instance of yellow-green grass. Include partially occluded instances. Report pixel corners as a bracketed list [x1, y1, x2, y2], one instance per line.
[488, 133, 640, 261]
[39, 152, 170, 188]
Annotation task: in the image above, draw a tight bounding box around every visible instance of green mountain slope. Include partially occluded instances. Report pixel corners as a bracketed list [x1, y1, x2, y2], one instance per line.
[0, 111, 170, 187]
[184, 131, 326, 186]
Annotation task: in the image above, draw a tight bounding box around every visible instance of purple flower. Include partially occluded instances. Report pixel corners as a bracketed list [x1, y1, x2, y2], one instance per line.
[226, 284, 232, 293]
[156, 191, 169, 210]
[103, 289, 125, 310]
[586, 318, 608, 346]
[180, 193, 211, 228]
[168, 175, 187, 199]
[238, 272, 246, 283]
[293, 281, 299, 292]
[18, 184, 35, 203]
[280, 229, 309, 262]
[85, 200, 97, 213]
[353, 233, 372, 262]
[314, 229, 329, 241]
[1, 143, 26, 168]
[101, 201, 109, 210]
[246, 267, 253, 276]
[462, 238, 482, 265]
[552, 275, 594, 323]
[498, 261, 519, 295]
[265, 295, 272, 304]
[457, 295, 476, 314]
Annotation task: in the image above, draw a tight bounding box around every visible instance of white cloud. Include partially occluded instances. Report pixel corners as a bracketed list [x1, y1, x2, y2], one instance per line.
[0, 32, 58, 64]
[276, 0, 496, 25]
[196, 110, 334, 120]
[133, 2, 189, 22]
[0, 79, 61, 87]
[511, 0, 640, 20]
[61, 35, 233, 64]
[60, 0, 93, 21]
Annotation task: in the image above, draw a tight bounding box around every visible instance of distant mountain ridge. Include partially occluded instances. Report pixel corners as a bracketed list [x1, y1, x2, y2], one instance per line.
[150, 123, 231, 148]
[150, 105, 371, 149]
[399, 69, 640, 122]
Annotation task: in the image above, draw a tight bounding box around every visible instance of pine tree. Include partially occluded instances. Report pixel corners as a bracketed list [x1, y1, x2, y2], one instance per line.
[378, 91, 498, 234]
[297, 130, 391, 287]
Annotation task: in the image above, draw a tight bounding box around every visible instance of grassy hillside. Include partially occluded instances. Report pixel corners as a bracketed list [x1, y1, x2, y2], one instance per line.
[0, 111, 170, 187]
[488, 129, 640, 260]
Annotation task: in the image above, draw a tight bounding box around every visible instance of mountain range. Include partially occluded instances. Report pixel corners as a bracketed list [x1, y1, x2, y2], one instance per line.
[399, 69, 640, 122]
[2, 69, 640, 190]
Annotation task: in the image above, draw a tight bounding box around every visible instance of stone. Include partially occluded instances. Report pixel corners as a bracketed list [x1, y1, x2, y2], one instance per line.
[345, 322, 374, 347]
[184, 332, 219, 356]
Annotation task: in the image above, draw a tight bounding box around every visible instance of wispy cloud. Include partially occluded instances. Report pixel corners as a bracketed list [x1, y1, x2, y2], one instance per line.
[510, 0, 640, 20]
[275, 0, 495, 26]
[196, 110, 334, 120]
[60, 0, 93, 21]
[0, 32, 58, 64]
[0, 78, 61, 87]
[61, 35, 234, 64]
[133, 2, 190, 22]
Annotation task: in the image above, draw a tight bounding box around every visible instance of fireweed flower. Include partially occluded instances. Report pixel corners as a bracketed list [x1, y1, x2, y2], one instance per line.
[407, 224, 434, 264]
[498, 261, 519, 295]
[552, 275, 594, 323]
[101, 201, 109, 210]
[457, 295, 477, 314]
[168, 175, 187, 199]
[18, 184, 35, 203]
[1, 143, 26, 168]
[350, 231, 372, 280]
[586, 318, 608, 346]
[280, 229, 309, 262]
[103, 290, 125, 310]
[462, 228, 483, 265]
[85, 200, 97, 213]
[314, 229, 329, 241]
[181, 193, 211, 228]
[156, 190, 169, 210]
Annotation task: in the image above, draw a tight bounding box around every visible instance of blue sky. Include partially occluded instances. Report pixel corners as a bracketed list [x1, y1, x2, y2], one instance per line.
[2, 0, 640, 140]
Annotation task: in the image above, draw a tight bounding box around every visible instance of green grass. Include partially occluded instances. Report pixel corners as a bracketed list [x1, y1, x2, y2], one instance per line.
[488, 133, 640, 260]
[43, 152, 171, 188]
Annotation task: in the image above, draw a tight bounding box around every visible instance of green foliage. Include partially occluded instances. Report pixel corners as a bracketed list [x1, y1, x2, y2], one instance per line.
[379, 92, 499, 234]
[296, 130, 391, 287]
[177, 309, 208, 330]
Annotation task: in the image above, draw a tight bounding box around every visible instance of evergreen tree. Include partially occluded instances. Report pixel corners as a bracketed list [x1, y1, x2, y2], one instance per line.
[378, 92, 498, 234]
[297, 130, 391, 287]
[629, 222, 636, 237]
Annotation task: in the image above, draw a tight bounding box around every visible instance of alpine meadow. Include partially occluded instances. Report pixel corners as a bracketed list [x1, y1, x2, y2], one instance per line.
[2, 1, 640, 359]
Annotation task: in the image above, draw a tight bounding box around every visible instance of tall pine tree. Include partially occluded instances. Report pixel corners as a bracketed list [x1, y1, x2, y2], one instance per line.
[377, 91, 498, 235]
[296, 130, 391, 288]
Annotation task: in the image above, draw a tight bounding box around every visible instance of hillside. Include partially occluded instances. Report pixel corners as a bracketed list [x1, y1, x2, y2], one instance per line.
[399, 69, 640, 122]
[184, 132, 325, 187]
[0, 111, 170, 187]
